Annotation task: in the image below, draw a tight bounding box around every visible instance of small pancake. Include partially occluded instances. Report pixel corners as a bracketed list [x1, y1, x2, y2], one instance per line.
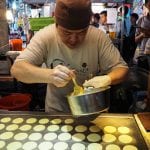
[118, 135, 132, 144]
[12, 118, 23, 124]
[38, 141, 53, 150]
[71, 143, 85, 150]
[88, 143, 102, 150]
[33, 125, 45, 131]
[123, 145, 138, 150]
[39, 118, 49, 124]
[89, 125, 101, 132]
[50, 118, 62, 124]
[28, 133, 42, 141]
[19, 124, 32, 131]
[106, 144, 121, 150]
[0, 117, 11, 123]
[64, 118, 74, 124]
[102, 134, 116, 143]
[14, 133, 28, 140]
[0, 132, 14, 140]
[118, 126, 130, 134]
[23, 142, 37, 150]
[87, 133, 101, 142]
[61, 125, 73, 132]
[7, 142, 22, 150]
[0, 141, 6, 149]
[58, 133, 71, 141]
[104, 126, 117, 133]
[43, 133, 57, 141]
[6, 124, 18, 131]
[26, 118, 37, 124]
[53, 142, 68, 150]
[72, 133, 85, 142]
[47, 125, 59, 132]
[75, 125, 87, 132]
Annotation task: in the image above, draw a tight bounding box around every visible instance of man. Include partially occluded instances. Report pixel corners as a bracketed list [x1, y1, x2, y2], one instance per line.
[116, 6, 131, 38]
[116, 5, 131, 63]
[128, 13, 139, 65]
[135, 0, 150, 68]
[91, 13, 100, 28]
[11, 0, 128, 113]
[143, 0, 150, 55]
[99, 11, 108, 33]
[99, 11, 107, 25]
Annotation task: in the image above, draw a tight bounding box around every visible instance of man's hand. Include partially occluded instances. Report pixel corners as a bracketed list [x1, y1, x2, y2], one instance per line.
[50, 65, 75, 87]
[83, 75, 111, 88]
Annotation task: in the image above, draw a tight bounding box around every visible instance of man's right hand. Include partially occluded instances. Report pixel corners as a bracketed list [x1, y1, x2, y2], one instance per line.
[50, 65, 75, 87]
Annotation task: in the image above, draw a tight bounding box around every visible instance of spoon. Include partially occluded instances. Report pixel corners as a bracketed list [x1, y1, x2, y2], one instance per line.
[72, 78, 84, 95]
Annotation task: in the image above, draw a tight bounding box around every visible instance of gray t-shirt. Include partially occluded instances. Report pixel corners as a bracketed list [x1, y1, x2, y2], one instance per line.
[16, 24, 127, 112]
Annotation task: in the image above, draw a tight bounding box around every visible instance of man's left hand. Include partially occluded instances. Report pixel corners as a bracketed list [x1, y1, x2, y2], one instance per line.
[83, 75, 111, 88]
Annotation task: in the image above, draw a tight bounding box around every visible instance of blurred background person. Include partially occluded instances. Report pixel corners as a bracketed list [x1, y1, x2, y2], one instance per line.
[135, 1, 150, 58]
[90, 13, 100, 28]
[99, 11, 108, 33]
[128, 13, 139, 65]
[116, 5, 131, 64]
[117, 5, 131, 38]
[135, 0, 150, 71]
[99, 10, 107, 25]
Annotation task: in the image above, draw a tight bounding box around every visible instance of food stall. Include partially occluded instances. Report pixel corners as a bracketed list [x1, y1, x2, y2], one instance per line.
[1, 0, 150, 150]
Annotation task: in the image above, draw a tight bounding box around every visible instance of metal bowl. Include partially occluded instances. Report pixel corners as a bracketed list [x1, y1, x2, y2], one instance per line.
[67, 86, 110, 117]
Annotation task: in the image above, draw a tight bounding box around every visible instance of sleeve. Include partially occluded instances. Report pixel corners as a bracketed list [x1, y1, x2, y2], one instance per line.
[15, 26, 51, 66]
[98, 32, 128, 74]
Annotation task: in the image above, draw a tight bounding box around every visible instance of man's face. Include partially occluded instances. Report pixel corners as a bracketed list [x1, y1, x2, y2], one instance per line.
[57, 25, 88, 49]
[100, 14, 107, 25]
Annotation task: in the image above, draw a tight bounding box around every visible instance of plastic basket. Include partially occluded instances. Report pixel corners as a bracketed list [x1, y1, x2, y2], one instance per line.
[0, 93, 31, 111]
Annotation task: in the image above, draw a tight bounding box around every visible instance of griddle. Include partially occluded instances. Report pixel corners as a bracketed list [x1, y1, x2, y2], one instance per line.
[94, 113, 148, 150]
[0, 112, 148, 150]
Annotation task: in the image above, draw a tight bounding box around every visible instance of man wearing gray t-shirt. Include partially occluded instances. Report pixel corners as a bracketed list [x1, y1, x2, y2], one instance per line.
[11, 0, 128, 113]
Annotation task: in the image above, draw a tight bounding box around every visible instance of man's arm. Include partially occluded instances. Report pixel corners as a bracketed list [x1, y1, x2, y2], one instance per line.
[108, 67, 129, 85]
[135, 33, 145, 43]
[83, 67, 128, 88]
[11, 61, 74, 87]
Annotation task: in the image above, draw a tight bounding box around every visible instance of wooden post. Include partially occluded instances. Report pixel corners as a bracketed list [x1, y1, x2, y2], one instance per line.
[0, 0, 9, 53]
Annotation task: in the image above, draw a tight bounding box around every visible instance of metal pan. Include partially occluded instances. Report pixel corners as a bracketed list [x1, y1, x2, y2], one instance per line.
[67, 86, 110, 118]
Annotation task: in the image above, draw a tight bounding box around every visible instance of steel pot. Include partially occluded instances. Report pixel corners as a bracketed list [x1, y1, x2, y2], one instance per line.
[67, 86, 110, 117]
